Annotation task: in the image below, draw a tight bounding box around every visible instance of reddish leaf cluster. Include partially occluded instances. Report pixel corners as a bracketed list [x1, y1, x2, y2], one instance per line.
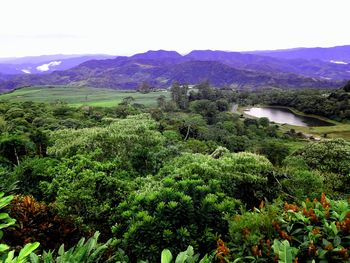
[303, 207, 318, 223]
[311, 227, 321, 235]
[320, 193, 330, 209]
[3, 195, 84, 251]
[251, 245, 262, 257]
[272, 221, 291, 241]
[242, 227, 250, 240]
[284, 202, 299, 212]
[336, 212, 350, 234]
[337, 248, 349, 260]
[216, 239, 230, 263]
[308, 241, 317, 256]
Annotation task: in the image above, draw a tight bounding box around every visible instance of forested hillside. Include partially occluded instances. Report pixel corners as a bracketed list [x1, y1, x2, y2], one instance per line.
[1, 82, 350, 262]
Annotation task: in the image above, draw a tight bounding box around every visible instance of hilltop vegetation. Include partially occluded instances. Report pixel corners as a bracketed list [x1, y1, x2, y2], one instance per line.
[0, 82, 350, 262]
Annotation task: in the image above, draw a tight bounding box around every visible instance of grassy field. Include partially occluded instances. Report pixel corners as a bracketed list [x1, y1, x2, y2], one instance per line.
[0, 86, 170, 107]
[274, 107, 350, 140]
[280, 123, 350, 141]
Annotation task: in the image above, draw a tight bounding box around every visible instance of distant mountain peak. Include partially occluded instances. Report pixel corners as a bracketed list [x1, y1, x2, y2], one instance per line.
[131, 50, 182, 60]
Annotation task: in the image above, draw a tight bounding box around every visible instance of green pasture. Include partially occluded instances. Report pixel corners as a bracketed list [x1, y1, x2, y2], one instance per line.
[0, 86, 170, 107]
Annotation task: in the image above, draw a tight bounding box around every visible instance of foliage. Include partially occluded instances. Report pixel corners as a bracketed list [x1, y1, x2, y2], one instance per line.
[48, 114, 165, 175]
[281, 157, 325, 201]
[1, 86, 350, 262]
[227, 194, 350, 262]
[0, 192, 40, 263]
[12, 158, 58, 200]
[29, 232, 114, 263]
[258, 141, 290, 166]
[171, 83, 189, 110]
[158, 151, 278, 207]
[3, 195, 81, 251]
[272, 240, 298, 263]
[0, 192, 16, 249]
[294, 138, 350, 175]
[228, 202, 280, 259]
[160, 246, 213, 263]
[50, 152, 137, 234]
[112, 175, 241, 261]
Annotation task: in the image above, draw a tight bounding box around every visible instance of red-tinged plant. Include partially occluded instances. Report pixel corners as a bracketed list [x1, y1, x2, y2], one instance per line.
[229, 193, 350, 262]
[216, 239, 230, 263]
[3, 195, 84, 251]
[284, 202, 299, 212]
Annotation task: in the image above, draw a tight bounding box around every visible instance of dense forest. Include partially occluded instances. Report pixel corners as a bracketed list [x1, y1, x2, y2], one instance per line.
[1, 82, 350, 262]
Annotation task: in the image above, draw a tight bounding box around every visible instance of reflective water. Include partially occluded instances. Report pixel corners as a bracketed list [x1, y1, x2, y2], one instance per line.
[244, 107, 333, 127]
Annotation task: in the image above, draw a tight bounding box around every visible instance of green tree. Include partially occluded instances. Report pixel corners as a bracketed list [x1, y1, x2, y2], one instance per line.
[294, 139, 350, 175]
[258, 141, 289, 166]
[158, 151, 276, 207]
[157, 95, 167, 109]
[0, 135, 34, 165]
[138, 82, 152, 93]
[170, 82, 189, 110]
[121, 96, 135, 106]
[48, 114, 165, 175]
[258, 117, 270, 127]
[343, 80, 350, 92]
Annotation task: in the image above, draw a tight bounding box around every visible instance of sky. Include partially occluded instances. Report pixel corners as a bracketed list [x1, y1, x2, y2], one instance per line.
[0, 0, 349, 58]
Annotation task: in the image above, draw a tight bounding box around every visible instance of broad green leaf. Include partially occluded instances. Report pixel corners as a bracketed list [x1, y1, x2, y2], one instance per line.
[161, 249, 173, 263]
[0, 243, 9, 253]
[5, 250, 14, 263]
[29, 253, 40, 263]
[175, 251, 188, 263]
[18, 242, 40, 261]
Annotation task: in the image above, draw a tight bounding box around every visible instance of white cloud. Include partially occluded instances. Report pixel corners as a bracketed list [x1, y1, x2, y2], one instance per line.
[330, 60, 348, 65]
[36, 61, 62, 72]
[21, 69, 31, 74]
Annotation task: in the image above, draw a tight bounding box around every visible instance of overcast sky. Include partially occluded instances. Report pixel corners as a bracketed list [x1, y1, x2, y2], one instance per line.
[0, 0, 349, 58]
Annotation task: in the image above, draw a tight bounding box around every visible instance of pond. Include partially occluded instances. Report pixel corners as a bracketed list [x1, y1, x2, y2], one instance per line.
[244, 107, 333, 127]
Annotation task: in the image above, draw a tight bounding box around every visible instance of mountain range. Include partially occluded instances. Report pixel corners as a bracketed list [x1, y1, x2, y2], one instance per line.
[1, 45, 350, 92]
[246, 45, 350, 63]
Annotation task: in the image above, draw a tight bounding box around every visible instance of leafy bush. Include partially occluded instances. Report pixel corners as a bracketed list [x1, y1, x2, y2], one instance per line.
[294, 139, 350, 176]
[46, 151, 136, 234]
[112, 176, 241, 261]
[158, 151, 278, 207]
[282, 156, 325, 201]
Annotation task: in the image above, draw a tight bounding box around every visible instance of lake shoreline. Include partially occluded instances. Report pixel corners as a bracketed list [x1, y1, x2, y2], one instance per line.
[244, 106, 335, 127]
[242, 105, 335, 127]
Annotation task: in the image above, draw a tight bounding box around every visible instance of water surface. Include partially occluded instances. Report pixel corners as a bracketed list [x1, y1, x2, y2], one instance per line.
[244, 107, 333, 127]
